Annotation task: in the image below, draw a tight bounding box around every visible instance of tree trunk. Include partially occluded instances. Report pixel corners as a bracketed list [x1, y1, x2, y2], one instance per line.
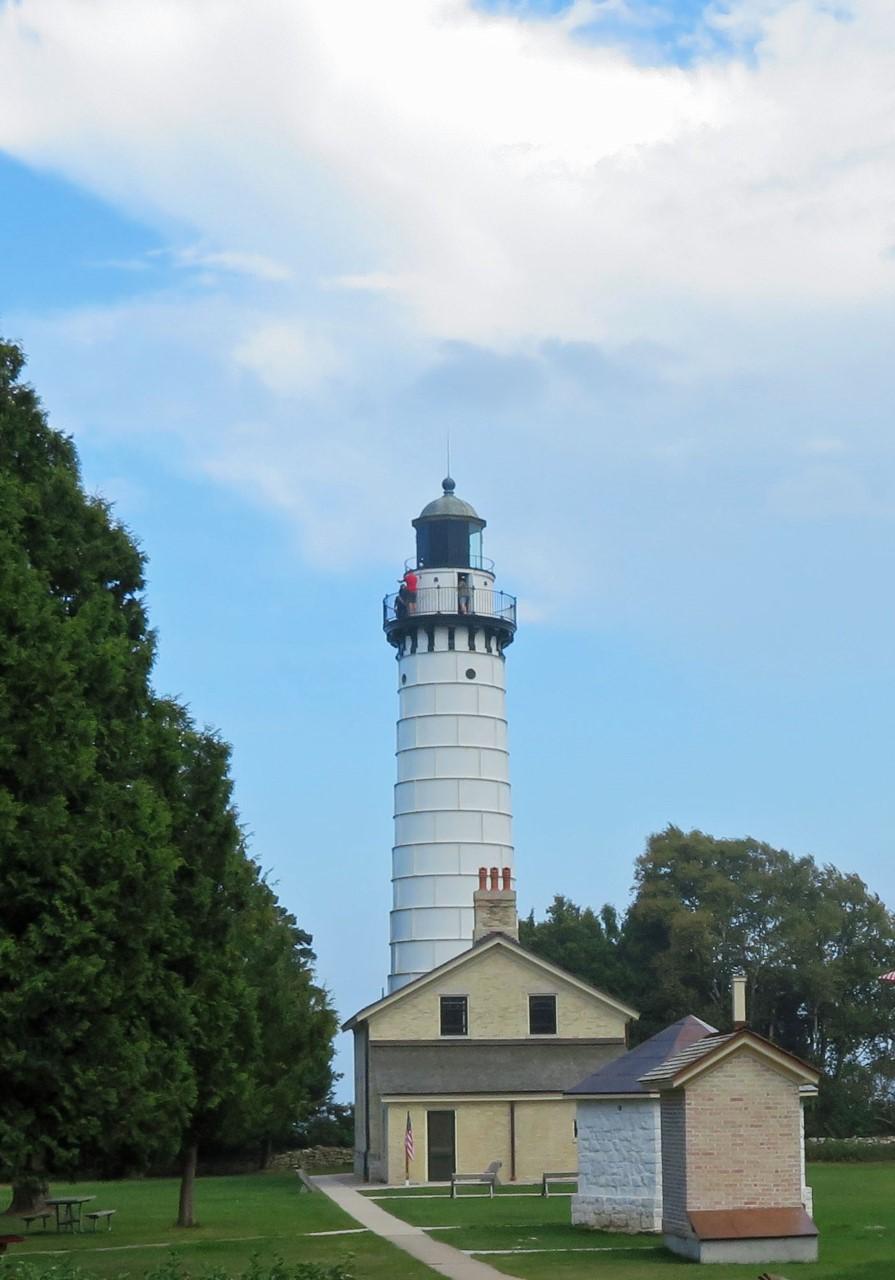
[258, 1136, 272, 1171]
[3, 1159, 48, 1217]
[176, 1141, 199, 1227]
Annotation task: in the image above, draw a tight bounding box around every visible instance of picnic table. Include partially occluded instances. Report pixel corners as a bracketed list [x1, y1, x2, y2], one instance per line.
[44, 1196, 95, 1233]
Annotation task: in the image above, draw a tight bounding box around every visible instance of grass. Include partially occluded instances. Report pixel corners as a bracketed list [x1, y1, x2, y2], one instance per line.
[359, 1183, 554, 1198]
[372, 1164, 895, 1279]
[4, 1164, 894, 1279]
[0, 1175, 434, 1280]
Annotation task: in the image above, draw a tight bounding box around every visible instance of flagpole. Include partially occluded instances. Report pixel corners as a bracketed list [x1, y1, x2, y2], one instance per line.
[404, 1110, 413, 1186]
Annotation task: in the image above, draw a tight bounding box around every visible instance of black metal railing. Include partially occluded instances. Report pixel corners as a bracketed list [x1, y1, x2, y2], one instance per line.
[383, 586, 516, 629]
[403, 554, 496, 573]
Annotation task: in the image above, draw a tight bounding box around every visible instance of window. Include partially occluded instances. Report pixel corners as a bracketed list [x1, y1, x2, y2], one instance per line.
[529, 994, 557, 1035]
[440, 995, 468, 1036]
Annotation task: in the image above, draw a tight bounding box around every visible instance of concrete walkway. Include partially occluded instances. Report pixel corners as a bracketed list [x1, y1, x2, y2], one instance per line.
[313, 1174, 509, 1279]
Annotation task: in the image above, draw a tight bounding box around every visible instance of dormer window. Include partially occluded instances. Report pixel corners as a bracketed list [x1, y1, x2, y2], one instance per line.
[440, 995, 468, 1036]
[529, 994, 557, 1035]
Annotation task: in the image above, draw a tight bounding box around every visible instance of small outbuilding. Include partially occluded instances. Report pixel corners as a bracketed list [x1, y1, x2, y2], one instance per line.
[642, 1023, 820, 1264]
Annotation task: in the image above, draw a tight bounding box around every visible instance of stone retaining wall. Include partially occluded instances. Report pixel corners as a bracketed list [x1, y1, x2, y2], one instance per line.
[268, 1146, 353, 1171]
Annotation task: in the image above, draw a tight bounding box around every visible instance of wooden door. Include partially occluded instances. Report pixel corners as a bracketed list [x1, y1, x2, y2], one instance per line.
[427, 1110, 456, 1181]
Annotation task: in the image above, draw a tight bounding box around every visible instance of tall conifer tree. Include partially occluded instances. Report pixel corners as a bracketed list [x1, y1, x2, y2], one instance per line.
[0, 342, 192, 1211]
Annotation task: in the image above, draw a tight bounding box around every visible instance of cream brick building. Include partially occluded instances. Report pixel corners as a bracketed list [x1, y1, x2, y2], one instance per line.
[642, 1026, 820, 1264]
[345, 883, 637, 1184]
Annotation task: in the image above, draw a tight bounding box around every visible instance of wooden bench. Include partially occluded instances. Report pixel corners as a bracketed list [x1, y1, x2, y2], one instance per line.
[20, 1213, 52, 1232]
[450, 1160, 502, 1199]
[83, 1210, 116, 1232]
[0, 1236, 25, 1255]
[294, 1168, 316, 1194]
[541, 1171, 578, 1197]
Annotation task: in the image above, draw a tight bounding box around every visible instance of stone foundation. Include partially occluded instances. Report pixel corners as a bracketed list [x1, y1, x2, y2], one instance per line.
[572, 1193, 661, 1233]
[664, 1231, 819, 1264]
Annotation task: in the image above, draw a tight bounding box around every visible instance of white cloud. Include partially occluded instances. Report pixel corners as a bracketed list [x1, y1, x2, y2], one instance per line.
[1, 0, 894, 348]
[3, 0, 895, 650]
[233, 322, 340, 392]
[166, 247, 292, 282]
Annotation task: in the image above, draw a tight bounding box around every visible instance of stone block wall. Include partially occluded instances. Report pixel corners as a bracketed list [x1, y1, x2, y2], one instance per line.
[572, 1098, 662, 1233]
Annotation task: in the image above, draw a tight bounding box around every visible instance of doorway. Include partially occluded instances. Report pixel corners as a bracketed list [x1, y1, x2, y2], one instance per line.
[427, 1110, 456, 1181]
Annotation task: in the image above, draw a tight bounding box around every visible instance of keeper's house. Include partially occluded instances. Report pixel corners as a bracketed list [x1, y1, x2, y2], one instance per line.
[344, 874, 638, 1184]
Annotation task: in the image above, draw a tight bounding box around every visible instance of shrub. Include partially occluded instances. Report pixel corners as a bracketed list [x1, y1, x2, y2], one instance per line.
[5, 1257, 353, 1280]
[807, 1138, 895, 1162]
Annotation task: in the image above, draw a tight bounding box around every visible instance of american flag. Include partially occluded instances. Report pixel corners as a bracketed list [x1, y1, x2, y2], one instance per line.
[880, 971, 895, 983]
[404, 1112, 415, 1162]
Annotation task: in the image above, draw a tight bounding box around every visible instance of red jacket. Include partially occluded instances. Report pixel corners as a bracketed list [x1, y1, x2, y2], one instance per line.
[403, 571, 418, 592]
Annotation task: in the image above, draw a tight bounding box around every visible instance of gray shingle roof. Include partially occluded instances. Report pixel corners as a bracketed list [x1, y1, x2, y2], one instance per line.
[638, 1031, 735, 1085]
[566, 1015, 717, 1097]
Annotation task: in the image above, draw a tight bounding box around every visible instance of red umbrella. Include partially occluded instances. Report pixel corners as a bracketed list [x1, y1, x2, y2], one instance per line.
[880, 971, 895, 983]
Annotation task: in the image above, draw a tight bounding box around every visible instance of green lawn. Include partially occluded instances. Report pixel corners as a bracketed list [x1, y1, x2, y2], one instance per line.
[0, 1174, 434, 1280]
[372, 1163, 895, 1279]
[3, 1164, 894, 1280]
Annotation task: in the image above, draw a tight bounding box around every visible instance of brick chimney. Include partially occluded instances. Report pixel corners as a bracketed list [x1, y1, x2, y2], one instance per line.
[732, 970, 747, 1028]
[473, 866, 518, 943]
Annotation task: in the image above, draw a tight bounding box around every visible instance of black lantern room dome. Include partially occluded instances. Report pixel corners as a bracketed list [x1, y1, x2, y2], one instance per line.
[412, 478, 486, 570]
[415, 477, 484, 524]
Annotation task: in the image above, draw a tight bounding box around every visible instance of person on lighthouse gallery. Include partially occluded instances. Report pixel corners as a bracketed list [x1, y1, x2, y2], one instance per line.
[402, 566, 418, 612]
[457, 572, 471, 614]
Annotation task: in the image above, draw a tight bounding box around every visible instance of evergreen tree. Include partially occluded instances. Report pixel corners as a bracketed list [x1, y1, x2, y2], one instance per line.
[244, 887, 338, 1165]
[148, 702, 261, 1227]
[0, 341, 338, 1220]
[150, 703, 336, 1225]
[0, 342, 192, 1211]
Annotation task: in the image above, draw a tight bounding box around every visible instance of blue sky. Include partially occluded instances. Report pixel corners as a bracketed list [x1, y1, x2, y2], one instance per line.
[2, 0, 894, 1092]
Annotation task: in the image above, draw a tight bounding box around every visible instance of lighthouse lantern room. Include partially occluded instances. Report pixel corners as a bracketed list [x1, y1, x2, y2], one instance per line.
[383, 479, 517, 991]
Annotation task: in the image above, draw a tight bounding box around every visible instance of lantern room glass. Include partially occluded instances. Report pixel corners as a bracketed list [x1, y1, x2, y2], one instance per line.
[469, 528, 483, 569]
[416, 518, 484, 569]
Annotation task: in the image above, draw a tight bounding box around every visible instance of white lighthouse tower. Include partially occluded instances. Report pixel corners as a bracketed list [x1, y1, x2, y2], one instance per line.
[383, 478, 517, 991]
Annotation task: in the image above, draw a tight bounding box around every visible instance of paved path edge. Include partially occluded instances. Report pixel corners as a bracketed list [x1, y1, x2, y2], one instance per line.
[312, 1174, 510, 1280]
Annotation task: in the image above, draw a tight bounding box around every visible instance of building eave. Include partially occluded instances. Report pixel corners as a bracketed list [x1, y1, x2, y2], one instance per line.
[571, 1091, 660, 1101]
[653, 1029, 821, 1090]
[369, 1036, 625, 1048]
[380, 1091, 568, 1103]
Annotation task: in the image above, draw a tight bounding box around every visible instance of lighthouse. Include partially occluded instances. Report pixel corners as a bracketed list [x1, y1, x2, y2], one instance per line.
[383, 479, 518, 991]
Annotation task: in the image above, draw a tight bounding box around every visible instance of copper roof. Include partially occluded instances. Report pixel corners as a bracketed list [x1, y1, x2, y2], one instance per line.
[688, 1208, 817, 1241]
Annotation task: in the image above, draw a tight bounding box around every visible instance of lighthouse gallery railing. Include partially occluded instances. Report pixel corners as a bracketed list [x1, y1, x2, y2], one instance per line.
[383, 586, 516, 628]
